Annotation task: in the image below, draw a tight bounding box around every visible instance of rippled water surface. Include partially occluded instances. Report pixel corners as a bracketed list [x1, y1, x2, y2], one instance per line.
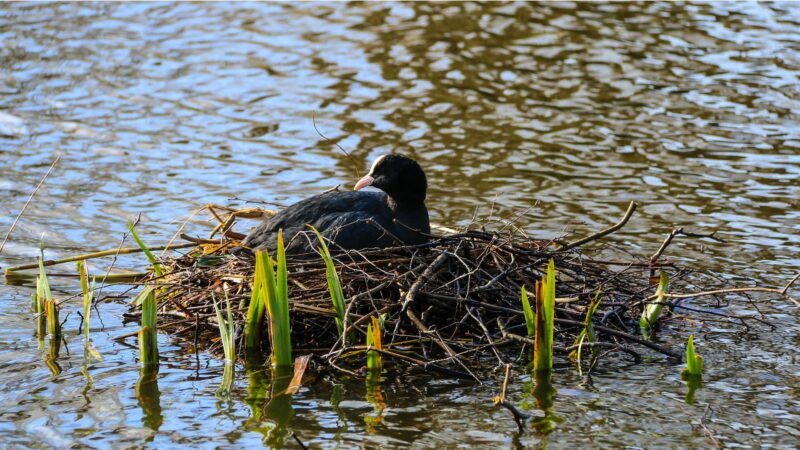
[1, 2, 799, 448]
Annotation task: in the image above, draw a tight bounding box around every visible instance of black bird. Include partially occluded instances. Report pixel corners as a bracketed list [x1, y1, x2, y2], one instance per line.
[240, 154, 430, 254]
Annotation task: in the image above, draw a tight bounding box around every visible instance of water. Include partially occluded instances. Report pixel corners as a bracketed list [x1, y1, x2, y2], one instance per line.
[1, 2, 799, 447]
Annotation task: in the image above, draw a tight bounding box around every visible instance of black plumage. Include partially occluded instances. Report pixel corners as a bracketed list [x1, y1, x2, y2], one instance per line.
[241, 154, 430, 254]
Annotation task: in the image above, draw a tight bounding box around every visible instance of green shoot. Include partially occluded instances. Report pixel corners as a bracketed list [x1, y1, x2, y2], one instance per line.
[533, 259, 556, 373]
[307, 225, 347, 339]
[138, 286, 159, 366]
[682, 334, 704, 379]
[244, 251, 266, 353]
[37, 239, 59, 338]
[212, 292, 236, 364]
[77, 261, 94, 338]
[128, 219, 163, 277]
[569, 288, 602, 370]
[366, 316, 383, 370]
[520, 285, 535, 337]
[640, 271, 669, 332]
[34, 271, 46, 340]
[261, 230, 292, 367]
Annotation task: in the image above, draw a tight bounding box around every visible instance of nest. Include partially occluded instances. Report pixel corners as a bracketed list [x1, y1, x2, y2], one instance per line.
[129, 202, 724, 381]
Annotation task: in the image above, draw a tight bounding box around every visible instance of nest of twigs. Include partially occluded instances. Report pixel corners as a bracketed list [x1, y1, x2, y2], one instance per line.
[129, 202, 722, 381]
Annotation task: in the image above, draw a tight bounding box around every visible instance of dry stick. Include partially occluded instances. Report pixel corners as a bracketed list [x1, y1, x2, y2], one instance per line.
[651, 227, 725, 264]
[646, 275, 800, 307]
[465, 306, 506, 365]
[493, 363, 529, 434]
[390, 252, 449, 343]
[559, 201, 638, 251]
[371, 348, 475, 379]
[406, 308, 482, 383]
[0, 154, 61, 256]
[4, 242, 196, 274]
[555, 318, 681, 358]
[700, 403, 722, 450]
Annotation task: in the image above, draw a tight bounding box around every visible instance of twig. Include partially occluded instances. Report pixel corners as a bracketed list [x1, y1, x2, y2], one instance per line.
[406, 308, 482, 383]
[493, 364, 529, 433]
[651, 227, 725, 264]
[465, 306, 506, 365]
[700, 403, 721, 449]
[556, 318, 681, 358]
[0, 154, 61, 256]
[559, 201, 637, 251]
[4, 242, 196, 274]
[653, 280, 800, 307]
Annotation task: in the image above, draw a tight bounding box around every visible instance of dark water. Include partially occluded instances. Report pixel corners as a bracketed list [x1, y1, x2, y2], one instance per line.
[1, 2, 799, 447]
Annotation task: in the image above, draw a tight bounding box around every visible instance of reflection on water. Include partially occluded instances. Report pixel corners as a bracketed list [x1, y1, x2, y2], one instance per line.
[1, 1, 799, 447]
[135, 366, 163, 434]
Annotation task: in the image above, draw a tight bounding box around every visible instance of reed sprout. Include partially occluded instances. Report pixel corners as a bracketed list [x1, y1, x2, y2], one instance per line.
[37, 241, 60, 338]
[366, 316, 383, 370]
[570, 289, 602, 371]
[681, 334, 703, 379]
[137, 287, 159, 366]
[520, 285, 535, 337]
[308, 225, 347, 339]
[77, 261, 94, 338]
[128, 219, 163, 277]
[640, 271, 669, 333]
[260, 230, 292, 367]
[34, 272, 46, 340]
[533, 259, 556, 372]
[212, 292, 236, 363]
[244, 252, 266, 353]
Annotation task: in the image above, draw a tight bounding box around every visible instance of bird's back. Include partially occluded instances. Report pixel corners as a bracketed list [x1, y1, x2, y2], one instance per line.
[241, 190, 397, 254]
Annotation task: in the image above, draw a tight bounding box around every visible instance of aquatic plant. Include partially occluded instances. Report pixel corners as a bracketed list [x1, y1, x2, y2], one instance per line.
[37, 241, 60, 338]
[366, 316, 383, 370]
[244, 252, 266, 354]
[262, 231, 292, 367]
[212, 292, 236, 364]
[682, 334, 704, 379]
[640, 271, 669, 333]
[570, 289, 602, 371]
[33, 271, 46, 340]
[308, 225, 347, 339]
[533, 259, 556, 372]
[128, 218, 163, 277]
[520, 285, 535, 337]
[76, 260, 94, 338]
[137, 286, 159, 366]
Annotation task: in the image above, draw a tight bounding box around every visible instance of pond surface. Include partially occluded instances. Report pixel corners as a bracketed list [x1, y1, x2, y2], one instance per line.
[1, 1, 799, 448]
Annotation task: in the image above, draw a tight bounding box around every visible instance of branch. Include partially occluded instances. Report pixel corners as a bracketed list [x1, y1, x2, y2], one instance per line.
[4, 242, 196, 274]
[559, 201, 637, 251]
[493, 364, 529, 434]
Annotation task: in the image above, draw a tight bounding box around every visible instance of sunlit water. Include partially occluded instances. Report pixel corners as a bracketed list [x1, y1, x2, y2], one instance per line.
[1, 2, 799, 447]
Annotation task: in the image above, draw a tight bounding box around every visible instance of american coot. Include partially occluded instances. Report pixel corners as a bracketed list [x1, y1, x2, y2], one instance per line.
[241, 154, 430, 254]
